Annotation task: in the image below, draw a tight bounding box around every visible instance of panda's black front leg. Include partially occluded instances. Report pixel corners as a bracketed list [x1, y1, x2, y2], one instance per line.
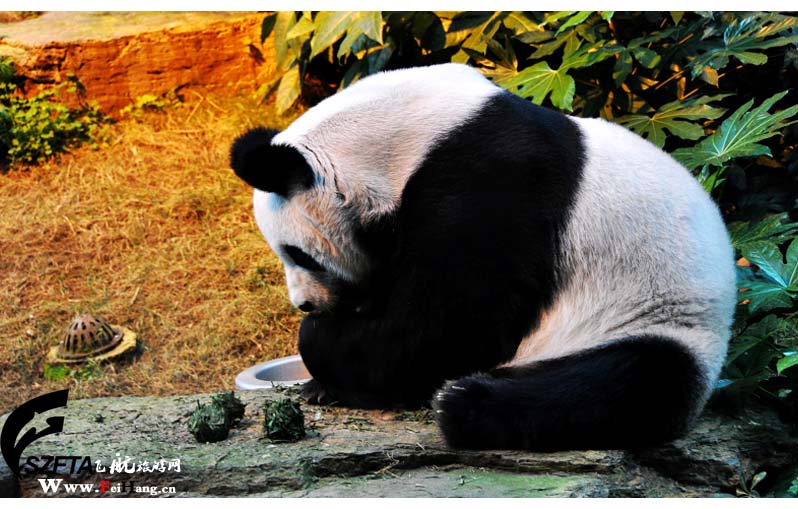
[297, 310, 432, 408]
[297, 311, 377, 408]
[297, 312, 346, 406]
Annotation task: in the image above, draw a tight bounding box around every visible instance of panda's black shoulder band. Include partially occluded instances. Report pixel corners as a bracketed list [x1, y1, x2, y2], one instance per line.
[230, 127, 315, 197]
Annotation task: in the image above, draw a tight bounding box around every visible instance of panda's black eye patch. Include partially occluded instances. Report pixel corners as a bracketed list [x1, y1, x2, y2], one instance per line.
[283, 245, 325, 273]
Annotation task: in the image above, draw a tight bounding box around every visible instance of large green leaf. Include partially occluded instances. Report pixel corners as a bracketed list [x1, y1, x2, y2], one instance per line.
[787, 239, 798, 289]
[448, 12, 506, 62]
[777, 353, 798, 375]
[739, 280, 794, 314]
[560, 40, 622, 71]
[696, 164, 728, 194]
[495, 62, 575, 110]
[286, 13, 316, 40]
[448, 12, 494, 32]
[407, 12, 445, 52]
[275, 65, 301, 114]
[727, 315, 787, 364]
[337, 32, 369, 61]
[612, 50, 634, 87]
[739, 239, 798, 313]
[337, 12, 384, 60]
[631, 47, 661, 69]
[555, 11, 593, 35]
[273, 12, 299, 67]
[311, 12, 356, 59]
[339, 46, 394, 88]
[616, 95, 728, 148]
[672, 91, 798, 170]
[357, 11, 383, 44]
[689, 13, 798, 80]
[540, 11, 579, 27]
[728, 213, 798, 251]
[367, 46, 393, 73]
[496, 40, 618, 110]
[502, 12, 540, 35]
[743, 241, 794, 288]
[527, 29, 576, 58]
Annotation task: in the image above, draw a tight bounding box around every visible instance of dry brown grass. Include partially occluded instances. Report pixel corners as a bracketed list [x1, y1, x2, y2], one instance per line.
[0, 94, 302, 413]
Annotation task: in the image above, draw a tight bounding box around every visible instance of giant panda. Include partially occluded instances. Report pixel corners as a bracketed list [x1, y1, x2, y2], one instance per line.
[229, 63, 736, 451]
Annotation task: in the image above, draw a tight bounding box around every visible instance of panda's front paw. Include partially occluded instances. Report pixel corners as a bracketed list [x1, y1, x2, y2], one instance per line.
[301, 379, 339, 406]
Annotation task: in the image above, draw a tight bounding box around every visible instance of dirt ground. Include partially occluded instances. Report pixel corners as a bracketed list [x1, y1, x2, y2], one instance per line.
[0, 94, 302, 413]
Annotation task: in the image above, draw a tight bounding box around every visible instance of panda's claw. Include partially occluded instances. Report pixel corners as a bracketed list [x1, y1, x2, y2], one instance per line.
[300, 379, 337, 406]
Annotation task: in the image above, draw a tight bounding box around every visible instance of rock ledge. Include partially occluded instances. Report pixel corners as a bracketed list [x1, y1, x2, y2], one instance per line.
[0, 12, 274, 115]
[1, 389, 796, 497]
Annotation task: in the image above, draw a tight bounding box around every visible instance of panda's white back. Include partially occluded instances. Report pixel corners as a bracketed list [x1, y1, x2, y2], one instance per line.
[508, 116, 736, 397]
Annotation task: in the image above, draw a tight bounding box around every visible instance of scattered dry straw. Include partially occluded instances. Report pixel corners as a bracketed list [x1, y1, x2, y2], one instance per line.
[0, 95, 300, 413]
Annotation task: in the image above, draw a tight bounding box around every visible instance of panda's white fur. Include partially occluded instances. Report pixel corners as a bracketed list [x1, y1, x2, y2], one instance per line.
[270, 64, 497, 220]
[508, 117, 736, 407]
[234, 63, 736, 450]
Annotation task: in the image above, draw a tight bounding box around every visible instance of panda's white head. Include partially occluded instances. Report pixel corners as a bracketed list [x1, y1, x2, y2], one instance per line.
[230, 64, 500, 312]
[230, 127, 374, 312]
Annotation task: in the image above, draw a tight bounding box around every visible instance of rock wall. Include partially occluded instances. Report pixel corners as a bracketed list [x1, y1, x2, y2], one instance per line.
[0, 12, 275, 115]
[1, 388, 796, 497]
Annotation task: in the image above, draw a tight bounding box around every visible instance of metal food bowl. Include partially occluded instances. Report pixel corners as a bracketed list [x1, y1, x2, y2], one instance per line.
[235, 355, 311, 390]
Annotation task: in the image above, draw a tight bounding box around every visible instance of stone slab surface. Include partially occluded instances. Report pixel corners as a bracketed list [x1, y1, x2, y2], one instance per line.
[1, 388, 796, 497]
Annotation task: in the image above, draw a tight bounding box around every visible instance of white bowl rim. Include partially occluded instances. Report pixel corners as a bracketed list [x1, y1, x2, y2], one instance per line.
[235, 354, 311, 390]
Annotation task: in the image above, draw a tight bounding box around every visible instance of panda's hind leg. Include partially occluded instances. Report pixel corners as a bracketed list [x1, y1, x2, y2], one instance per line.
[432, 336, 706, 451]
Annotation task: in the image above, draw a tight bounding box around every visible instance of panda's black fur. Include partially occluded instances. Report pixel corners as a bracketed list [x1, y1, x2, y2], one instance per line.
[230, 64, 734, 451]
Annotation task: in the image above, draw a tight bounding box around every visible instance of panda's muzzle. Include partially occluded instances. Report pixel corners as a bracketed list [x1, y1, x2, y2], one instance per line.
[289, 269, 369, 315]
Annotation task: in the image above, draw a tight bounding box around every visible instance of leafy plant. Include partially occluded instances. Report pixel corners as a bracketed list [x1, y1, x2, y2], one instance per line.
[737, 470, 768, 498]
[672, 92, 798, 192]
[739, 238, 798, 313]
[259, 11, 387, 114]
[493, 41, 618, 110]
[726, 212, 798, 410]
[687, 13, 798, 83]
[616, 95, 729, 149]
[0, 61, 108, 168]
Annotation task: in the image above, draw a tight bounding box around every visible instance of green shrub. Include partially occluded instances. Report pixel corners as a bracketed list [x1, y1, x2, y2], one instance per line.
[0, 60, 107, 168]
[261, 11, 798, 418]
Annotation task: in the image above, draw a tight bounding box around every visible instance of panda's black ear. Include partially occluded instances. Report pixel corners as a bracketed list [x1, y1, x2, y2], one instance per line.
[230, 127, 314, 197]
